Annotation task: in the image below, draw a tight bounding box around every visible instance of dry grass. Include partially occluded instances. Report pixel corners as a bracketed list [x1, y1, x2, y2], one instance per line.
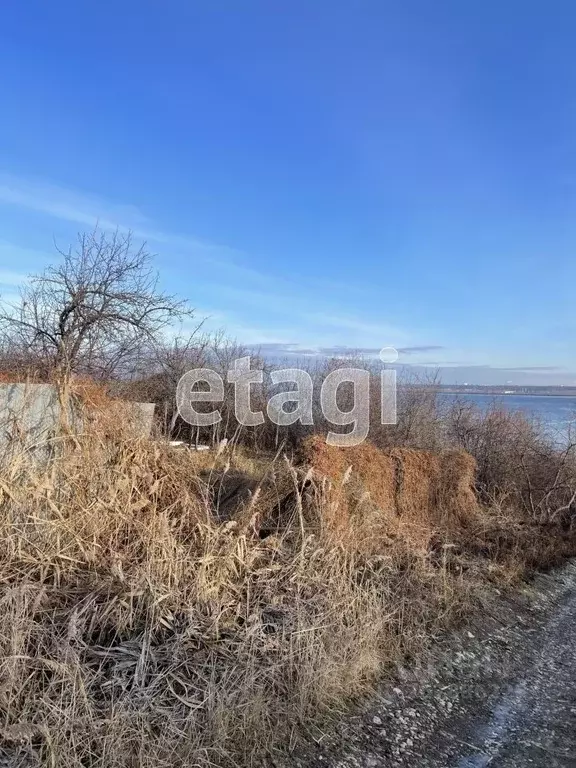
[297, 436, 479, 552]
[0, 406, 574, 767]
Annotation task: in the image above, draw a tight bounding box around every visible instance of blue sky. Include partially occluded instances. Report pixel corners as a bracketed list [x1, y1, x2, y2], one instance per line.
[0, 0, 575, 384]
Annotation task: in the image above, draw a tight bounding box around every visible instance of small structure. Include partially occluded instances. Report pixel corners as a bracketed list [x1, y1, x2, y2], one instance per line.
[0, 383, 155, 456]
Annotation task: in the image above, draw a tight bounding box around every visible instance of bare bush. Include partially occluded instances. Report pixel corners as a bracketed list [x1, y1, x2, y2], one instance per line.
[0, 229, 192, 383]
[445, 399, 576, 524]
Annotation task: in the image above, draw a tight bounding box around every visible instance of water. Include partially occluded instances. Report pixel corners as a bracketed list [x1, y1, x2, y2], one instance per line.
[439, 393, 576, 446]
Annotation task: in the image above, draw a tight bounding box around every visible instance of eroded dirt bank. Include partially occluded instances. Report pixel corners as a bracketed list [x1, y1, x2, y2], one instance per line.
[275, 562, 576, 768]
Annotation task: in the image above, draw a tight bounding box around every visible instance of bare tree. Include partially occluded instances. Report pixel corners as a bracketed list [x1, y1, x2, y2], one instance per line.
[130, 330, 210, 437]
[0, 229, 193, 384]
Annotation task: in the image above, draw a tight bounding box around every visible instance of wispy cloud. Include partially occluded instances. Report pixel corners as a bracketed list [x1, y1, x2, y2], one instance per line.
[318, 345, 382, 356]
[0, 172, 235, 257]
[0, 174, 146, 230]
[247, 342, 448, 361]
[0, 263, 32, 309]
[250, 342, 328, 358]
[0, 172, 427, 360]
[0, 239, 52, 273]
[0, 270, 29, 287]
[398, 345, 445, 355]
[502, 366, 564, 372]
[304, 311, 407, 341]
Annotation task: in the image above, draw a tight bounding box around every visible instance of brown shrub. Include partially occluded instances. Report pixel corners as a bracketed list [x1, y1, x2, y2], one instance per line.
[445, 400, 576, 523]
[298, 436, 479, 553]
[436, 449, 479, 525]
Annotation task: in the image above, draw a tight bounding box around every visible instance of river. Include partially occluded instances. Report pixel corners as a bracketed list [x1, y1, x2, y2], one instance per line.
[438, 393, 576, 446]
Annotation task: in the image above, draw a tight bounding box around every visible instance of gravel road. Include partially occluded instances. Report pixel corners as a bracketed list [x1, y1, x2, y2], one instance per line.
[277, 562, 576, 768]
[437, 569, 576, 768]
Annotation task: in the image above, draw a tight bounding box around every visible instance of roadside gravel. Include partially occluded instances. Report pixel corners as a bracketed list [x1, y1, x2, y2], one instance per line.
[273, 562, 576, 768]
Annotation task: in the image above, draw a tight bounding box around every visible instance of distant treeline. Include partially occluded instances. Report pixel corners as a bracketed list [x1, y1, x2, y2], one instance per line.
[434, 384, 576, 397]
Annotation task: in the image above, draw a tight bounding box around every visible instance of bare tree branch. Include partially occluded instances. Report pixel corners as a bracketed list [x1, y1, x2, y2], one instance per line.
[0, 229, 194, 381]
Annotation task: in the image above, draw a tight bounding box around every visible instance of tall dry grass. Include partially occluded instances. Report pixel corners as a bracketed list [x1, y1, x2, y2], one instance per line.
[0, 394, 574, 766]
[0, 421, 470, 767]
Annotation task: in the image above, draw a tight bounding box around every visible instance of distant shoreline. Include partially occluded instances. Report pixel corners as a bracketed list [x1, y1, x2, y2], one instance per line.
[434, 389, 576, 399]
